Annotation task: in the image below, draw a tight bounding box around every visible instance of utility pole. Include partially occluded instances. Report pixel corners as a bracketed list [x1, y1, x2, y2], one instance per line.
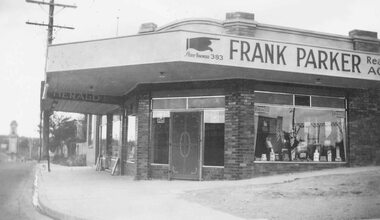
[26, 0, 76, 172]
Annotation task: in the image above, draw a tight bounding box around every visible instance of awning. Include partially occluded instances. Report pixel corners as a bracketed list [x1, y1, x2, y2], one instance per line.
[44, 30, 380, 114]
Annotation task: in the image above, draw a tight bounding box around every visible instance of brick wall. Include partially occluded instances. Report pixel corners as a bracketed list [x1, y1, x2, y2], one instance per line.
[150, 164, 169, 179]
[135, 92, 151, 180]
[224, 83, 255, 180]
[253, 162, 347, 177]
[124, 161, 136, 176]
[348, 88, 380, 166]
[202, 166, 224, 180]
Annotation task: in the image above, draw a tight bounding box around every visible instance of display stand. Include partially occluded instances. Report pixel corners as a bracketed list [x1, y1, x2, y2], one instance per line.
[111, 157, 119, 175]
[95, 156, 101, 171]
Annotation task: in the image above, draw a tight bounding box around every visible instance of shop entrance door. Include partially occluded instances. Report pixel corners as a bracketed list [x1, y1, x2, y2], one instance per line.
[170, 111, 202, 180]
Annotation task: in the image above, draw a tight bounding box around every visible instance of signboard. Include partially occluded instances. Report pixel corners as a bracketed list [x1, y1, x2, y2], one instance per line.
[47, 91, 121, 104]
[183, 33, 380, 81]
[47, 30, 380, 83]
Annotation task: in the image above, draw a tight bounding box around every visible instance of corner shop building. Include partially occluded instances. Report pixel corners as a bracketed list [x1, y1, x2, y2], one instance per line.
[42, 12, 380, 180]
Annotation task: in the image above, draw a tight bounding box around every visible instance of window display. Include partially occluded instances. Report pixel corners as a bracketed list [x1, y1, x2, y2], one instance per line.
[254, 91, 346, 163]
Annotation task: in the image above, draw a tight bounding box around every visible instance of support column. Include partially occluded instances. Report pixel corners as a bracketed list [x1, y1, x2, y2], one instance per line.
[94, 115, 101, 164]
[224, 82, 255, 180]
[348, 88, 380, 165]
[42, 110, 51, 172]
[106, 114, 113, 157]
[119, 106, 126, 175]
[135, 91, 150, 180]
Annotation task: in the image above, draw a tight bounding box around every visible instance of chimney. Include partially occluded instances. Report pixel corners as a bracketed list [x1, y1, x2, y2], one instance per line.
[224, 12, 257, 37]
[349, 29, 380, 53]
[138, 22, 158, 34]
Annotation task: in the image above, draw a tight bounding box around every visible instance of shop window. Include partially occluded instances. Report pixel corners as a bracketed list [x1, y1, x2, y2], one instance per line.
[100, 115, 107, 156]
[127, 115, 137, 162]
[112, 115, 121, 157]
[152, 117, 169, 164]
[295, 95, 310, 106]
[312, 96, 345, 109]
[188, 97, 225, 109]
[254, 92, 346, 163]
[152, 98, 186, 109]
[204, 110, 225, 166]
[255, 92, 293, 105]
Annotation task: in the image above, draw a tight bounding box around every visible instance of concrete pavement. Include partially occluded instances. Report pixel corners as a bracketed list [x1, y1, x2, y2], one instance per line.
[35, 163, 380, 220]
[0, 156, 51, 220]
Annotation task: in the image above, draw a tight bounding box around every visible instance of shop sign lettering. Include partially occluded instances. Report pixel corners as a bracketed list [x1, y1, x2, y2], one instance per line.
[49, 91, 103, 102]
[184, 35, 380, 81]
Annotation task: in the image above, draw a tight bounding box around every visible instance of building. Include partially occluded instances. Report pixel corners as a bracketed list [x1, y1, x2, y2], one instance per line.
[41, 12, 380, 180]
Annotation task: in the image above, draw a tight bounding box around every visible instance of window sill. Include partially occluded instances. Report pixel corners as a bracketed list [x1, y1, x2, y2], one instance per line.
[254, 161, 347, 164]
[203, 165, 224, 168]
[150, 163, 169, 166]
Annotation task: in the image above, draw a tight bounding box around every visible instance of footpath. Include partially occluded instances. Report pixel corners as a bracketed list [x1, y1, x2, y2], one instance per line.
[34, 163, 380, 220]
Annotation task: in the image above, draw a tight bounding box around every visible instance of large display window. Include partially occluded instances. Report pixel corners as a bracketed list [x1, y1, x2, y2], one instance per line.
[254, 91, 346, 163]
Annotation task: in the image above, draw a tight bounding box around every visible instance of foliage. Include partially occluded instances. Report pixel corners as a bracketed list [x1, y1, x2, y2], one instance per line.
[48, 113, 76, 153]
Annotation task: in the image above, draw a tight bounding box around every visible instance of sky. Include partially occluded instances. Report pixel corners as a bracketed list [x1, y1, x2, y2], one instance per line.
[0, 0, 379, 137]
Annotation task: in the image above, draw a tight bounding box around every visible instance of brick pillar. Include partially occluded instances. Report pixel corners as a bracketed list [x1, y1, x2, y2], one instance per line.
[349, 29, 380, 53]
[106, 114, 113, 156]
[224, 85, 255, 180]
[224, 12, 257, 37]
[348, 88, 380, 165]
[135, 92, 151, 180]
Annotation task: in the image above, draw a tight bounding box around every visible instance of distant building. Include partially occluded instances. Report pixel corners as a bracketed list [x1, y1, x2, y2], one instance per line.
[8, 120, 18, 154]
[41, 12, 380, 180]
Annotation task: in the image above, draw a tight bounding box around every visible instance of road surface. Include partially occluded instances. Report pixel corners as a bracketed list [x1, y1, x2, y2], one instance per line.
[0, 156, 50, 220]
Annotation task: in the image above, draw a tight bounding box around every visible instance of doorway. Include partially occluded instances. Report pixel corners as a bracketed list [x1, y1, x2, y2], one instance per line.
[169, 111, 202, 180]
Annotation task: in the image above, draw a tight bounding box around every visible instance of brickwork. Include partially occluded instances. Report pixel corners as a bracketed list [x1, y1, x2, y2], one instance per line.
[253, 162, 347, 177]
[349, 29, 380, 53]
[127, 79, 380, 180]
[135, 92, 151, 180]
[150, 164, 169, 179]
[202, 166, 224, 180]
[348, 88, 380, 166]
[124, 161, 136, 176]
[224, 84, 255, 180]
[224, 12, 256, 37]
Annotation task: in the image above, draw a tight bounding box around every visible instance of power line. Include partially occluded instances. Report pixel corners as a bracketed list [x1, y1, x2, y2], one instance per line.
[26, 0, 76, 172]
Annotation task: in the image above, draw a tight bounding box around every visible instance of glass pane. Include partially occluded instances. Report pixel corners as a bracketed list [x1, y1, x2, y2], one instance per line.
[127, 116, 137, 162]
[254, 105, 346, 162]
[152, 98, 186, 109]
[188, 97, 224, 108]
[112, 118, 121, 156]
[204, 110, 225, 123]
[152, 110, 170, 118]
[100, 124, 107, 156]
[255, 92, 293, 105]
[295, 95, 310, 106]
[204, 123, 224, 166]
[294, 108, 346, 162]
[153, 117, 169, 164]
[90, 115, 96, 146]
[312, 96, 345, 109]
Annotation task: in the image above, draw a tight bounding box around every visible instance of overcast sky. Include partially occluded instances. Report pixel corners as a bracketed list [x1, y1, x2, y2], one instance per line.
[0, 0, 379, 137]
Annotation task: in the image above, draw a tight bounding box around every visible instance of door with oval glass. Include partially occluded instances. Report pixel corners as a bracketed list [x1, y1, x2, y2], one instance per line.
[170, 111, 202, 180]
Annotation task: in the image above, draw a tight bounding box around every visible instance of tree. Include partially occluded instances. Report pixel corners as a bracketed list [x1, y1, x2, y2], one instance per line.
[49, 113, 76, 154]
